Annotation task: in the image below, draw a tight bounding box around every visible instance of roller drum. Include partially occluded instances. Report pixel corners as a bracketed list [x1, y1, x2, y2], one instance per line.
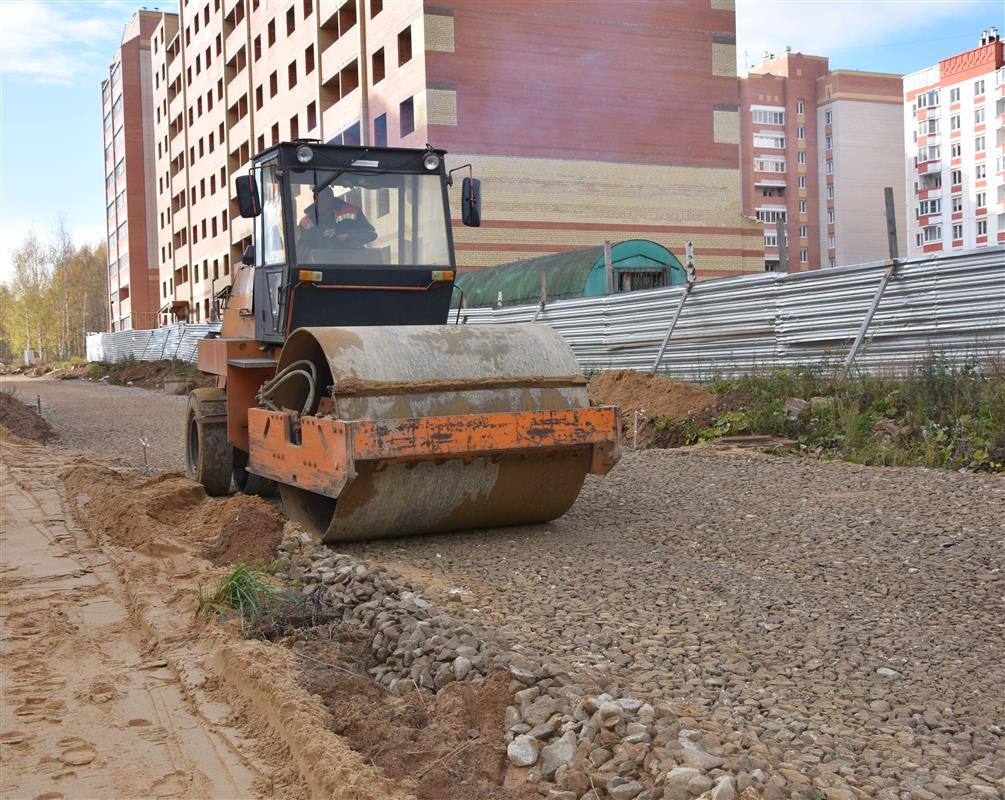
[274, 324, 592, 542]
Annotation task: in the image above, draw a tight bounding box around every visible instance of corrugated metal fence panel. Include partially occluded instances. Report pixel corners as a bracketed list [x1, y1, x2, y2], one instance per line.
[461, 247, 1004, 378]
[86, 248, 1003, 375]
[85, 323, 221, 365]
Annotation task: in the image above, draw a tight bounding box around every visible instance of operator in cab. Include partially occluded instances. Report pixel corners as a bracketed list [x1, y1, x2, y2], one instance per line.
[298, 186, 377, 248]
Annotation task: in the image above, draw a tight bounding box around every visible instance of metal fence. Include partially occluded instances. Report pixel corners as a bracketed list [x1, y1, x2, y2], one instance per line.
[459, 246, 1005, 379]
[86, 323, 221, 364]
[87, 247, 1004, 379]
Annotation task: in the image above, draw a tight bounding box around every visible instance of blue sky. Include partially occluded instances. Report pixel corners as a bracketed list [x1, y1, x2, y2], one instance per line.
[0, 0, 1002, 282]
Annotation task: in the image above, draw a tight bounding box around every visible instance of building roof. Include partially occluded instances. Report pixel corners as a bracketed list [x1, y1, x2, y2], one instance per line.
[455, 239, 685, 308]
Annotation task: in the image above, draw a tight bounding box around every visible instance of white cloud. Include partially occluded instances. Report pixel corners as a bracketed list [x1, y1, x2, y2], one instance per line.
[0, 219, 105, 285]
[0, 0, 150, 85]
[735, 0, 991, 73]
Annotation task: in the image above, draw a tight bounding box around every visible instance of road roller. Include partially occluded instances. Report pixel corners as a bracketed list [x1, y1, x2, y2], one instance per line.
[188, 141, 620, 542]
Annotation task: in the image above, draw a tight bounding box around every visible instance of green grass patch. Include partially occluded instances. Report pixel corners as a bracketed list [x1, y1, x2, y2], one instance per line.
[667, 355, 1005, 471]
[197, 563, 282, 632]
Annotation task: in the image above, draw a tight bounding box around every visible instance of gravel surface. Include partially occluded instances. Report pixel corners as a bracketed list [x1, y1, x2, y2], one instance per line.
[1, 375, 186, 473]
[9, 375, 1005, 798]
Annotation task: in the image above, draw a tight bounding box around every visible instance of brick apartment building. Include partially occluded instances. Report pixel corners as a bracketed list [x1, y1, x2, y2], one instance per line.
[101, 11, 165, 331]
[740, 52, 906, 272]
[107, 0, 761, 329]
[903, 30, 1005, 255]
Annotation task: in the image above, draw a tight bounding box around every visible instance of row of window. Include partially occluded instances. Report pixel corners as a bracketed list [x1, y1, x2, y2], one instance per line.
[915, 136, 988, 166]
[912, 79, 988, 115]
[917, 220, 991, 246]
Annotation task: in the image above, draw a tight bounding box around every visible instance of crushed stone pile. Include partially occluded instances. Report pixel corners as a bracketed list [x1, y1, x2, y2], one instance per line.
[279, 531, 768, 800]
[589, 371, 715, 422]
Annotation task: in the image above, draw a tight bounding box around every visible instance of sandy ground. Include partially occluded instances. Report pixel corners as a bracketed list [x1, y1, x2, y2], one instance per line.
[0, 438, 257, 799]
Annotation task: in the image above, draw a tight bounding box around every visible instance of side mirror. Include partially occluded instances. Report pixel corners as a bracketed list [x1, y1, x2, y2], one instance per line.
[242, 245, 256, 266]
[461, 176, 481, 227]
[235, 175, 261, 218]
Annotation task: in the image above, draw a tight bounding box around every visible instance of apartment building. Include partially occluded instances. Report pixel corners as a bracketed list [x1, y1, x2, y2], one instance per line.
[740, 52, 905, 271]
[101, 11, 166, 331]
[903, 30, 1005, 256]
[128, 0, 761, 325]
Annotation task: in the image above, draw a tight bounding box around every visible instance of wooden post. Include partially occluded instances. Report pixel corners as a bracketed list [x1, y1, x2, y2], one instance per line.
[884, 186, 899, 261]
[776, 218, 788, 273]
[604, 240, 614, 294]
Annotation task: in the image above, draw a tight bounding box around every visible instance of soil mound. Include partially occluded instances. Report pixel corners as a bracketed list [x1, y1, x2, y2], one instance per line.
[61, 465, 284, 565]
[203, 496, 286, 566]
[297, 634, 524, 800]
[0, 389, 55, 442]
[589, 369, 715, 421]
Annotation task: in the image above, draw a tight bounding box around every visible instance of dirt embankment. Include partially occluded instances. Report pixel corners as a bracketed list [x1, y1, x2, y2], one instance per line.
[588, 369, 716, 422]
[0, 389, 55, 442]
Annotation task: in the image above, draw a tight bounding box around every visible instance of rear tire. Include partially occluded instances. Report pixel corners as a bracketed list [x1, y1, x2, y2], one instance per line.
[185, 390, 233, 496]
[233, 448, 278, 497]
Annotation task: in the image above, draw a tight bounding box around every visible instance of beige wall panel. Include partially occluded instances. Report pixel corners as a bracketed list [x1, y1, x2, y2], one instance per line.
[711, 43, 736, 77]
[713, 110, 739, 144]
[423, 12, 455, 53]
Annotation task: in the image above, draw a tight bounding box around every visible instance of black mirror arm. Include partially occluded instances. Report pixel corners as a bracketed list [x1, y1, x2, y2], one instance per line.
[447, 163, 473, 188]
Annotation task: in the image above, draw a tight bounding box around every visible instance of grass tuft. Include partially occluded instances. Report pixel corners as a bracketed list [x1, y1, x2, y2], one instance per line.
[197, 564, 281, 632]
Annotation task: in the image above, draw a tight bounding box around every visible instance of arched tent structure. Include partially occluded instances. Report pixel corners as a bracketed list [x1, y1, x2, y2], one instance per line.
[455, 239, 686, 309]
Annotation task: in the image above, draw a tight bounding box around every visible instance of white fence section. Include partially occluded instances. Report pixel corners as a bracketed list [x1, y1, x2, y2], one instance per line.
[459, 247, 1005, 378]
[87, 247, 1004, 379]
[86, 323, 221, 365]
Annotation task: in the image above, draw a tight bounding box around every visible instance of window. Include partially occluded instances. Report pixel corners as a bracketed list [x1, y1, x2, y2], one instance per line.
[826, 185, 834, 199]
[974, 79, 985, 96]
[824, 110, 832, 124]
[951, 142, 961, 158]
[398, 26, 412, 65]
[952, 196, 962, 213]
[829, 258, 836, 268]
[976, 191, 986, 208]
[825, 135, 833, 150]
[922, 225, 942, 242]
[799, 225, 807, 238]
[288, 61, 297, 89]
[290, 113, 299, 140]
[255, 85, 263, 109]
[399, 96, 415, 136]
[374, 113, 387, 147]
[800, 248, 808, 263]
[305, 45, 315, 74]
[797, 151, 806, 164]
[304, 0, 313, 17]
[752, 108, 785, 125]
[799, 200, 807, 214]
[975, 107, 985, 125]
[918, 198, 941, 215]
[372, 47, 385, 83]
[755, 208, 786, 223]
[370, 0, 382, 16]
[827, 209, 836, 224]
[920, 118, 940, 134]
[975, 163, 987, 179]
[977, 219, 988, 236]
[949, 87, 960, 103]
[951, 223, 963, 240]
[796, 126, 805, 140]
[286, 6, 295, 35]
[975, 135, 986, 153]
[917, 144, 941, 162]
[763, 231, 778, 247]
[753, 157, 785, 172]
[917, 89, 939, 108]
[268, 19, 276, 46]
[254, 35, 261, 60]
[753, 132, 785, 148]
[307, 101, 317, 131]
[951, 169, 961, 185]
[826, 160, 834, 175]
[798, 175, 806, 188]
[827, 235, 835, 248]
[795, 99, 805, 114]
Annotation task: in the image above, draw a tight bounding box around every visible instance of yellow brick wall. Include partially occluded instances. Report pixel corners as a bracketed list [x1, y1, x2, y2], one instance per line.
[423, 13, 455, 53]
[426, 88, 458, 126]
[713, 110, 739, 144]
[710, 0, 735, 10]
[444, 153, 762, 274]
[711, 43, 736, 78]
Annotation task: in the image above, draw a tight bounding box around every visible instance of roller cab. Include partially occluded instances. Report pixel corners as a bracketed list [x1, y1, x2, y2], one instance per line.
[191, 142, 620, 542]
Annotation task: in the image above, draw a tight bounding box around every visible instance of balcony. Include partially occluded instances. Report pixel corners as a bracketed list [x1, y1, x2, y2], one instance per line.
[753, 177, 786, 188]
